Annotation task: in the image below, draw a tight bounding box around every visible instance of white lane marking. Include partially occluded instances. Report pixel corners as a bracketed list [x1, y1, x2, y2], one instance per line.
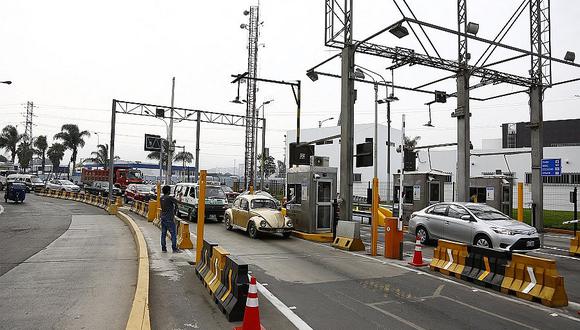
[0, 204, 4, 215]
[522, 267, 537, 294]
[255, 281, 313, 330]
[367, 303, 427, 330]
[531, 250, 579, 261]
[289, 306, 297, 310]
[443, 249, 453, 270]
[439, 296, 539, 330]
[551, 313, 559, 317]
[541, 246, 572, 253]
[335, 249, 580, 324]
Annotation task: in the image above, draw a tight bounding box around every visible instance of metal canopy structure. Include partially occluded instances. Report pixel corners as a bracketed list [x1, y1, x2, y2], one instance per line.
[310, 0, 580, 231]
[107, 99, 265, 201]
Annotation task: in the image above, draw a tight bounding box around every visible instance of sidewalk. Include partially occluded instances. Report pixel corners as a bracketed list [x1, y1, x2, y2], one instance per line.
[128, 211, 296, 329]
[0, 214, 136, 329]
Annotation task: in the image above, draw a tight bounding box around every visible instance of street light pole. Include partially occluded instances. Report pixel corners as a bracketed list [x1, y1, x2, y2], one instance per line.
[167, 77, 176, 184]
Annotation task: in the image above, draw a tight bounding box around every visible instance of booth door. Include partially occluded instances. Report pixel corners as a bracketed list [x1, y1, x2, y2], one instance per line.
[316, 180, 333, 230]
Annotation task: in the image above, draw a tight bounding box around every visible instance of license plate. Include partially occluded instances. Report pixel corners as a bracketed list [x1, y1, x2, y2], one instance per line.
[526, 240, 535, 247]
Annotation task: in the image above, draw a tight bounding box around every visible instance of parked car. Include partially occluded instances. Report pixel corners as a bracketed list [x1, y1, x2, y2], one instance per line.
[84, 181, 122, 197]
[125, 184, 155, 203]
[173, 183, 228, 222]
[221, 185, 239, 204]
[46, 179, 81, 193]
[408, 202, 540, 252]
[225, 194, 293, 239]
[7, 174, 46, 192]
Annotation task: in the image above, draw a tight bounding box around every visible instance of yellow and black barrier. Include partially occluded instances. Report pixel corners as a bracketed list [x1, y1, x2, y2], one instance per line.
[569, 232, 579, 256]
[177, 221, 193, 249]
[430, 240, 568, 307]
[195, 240, 249, 322]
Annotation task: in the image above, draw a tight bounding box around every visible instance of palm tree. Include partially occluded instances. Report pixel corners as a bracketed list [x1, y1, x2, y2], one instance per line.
[47, 143, 66, 178]
[83, 144, 118, 169]
[17, 142, 34, 172]
[33, 135, 48, 173]
[0, 125, 23, 162]
[174, 151, 193, 164]
[147, 140, 171, 165]
[403, 136, 421, 150]
[54, 124, 90, 177]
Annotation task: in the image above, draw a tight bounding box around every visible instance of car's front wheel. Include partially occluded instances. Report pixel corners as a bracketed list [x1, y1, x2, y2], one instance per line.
[474, 235, 492, 248]
[416, 226, 430, 245]
[248, 221, 259, 239]
[224, 214, 233, 231]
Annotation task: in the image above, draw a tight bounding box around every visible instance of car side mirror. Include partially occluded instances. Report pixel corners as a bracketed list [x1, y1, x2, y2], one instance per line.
[460, 214, 473, 221]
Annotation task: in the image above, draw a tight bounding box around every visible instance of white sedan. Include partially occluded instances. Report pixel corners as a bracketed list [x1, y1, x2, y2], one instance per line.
[46, 179, 81, 192]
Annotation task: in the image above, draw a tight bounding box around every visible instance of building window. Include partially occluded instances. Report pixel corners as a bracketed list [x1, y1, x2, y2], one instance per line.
[287, 184, 302, 204]
[525, 172, 580, 184]
[353, 173, 362, 182]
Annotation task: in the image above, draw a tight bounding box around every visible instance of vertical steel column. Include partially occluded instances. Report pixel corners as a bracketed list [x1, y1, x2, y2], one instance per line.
[167, 77, 175, 184]
[387, 101, 391, 205]
[339, 0, 354, 222]
[108, 100, 117, 202]
[261, 118, 266, 190]
[530, 86, 544, 231]
[455, 0, 470, 202]
[195, 111, 201, 182]
[244, 6, 260, 190]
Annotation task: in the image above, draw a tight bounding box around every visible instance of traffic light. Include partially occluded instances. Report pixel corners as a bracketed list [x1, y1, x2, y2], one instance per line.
[289, 143, 314, 166]
[155, 107, 165, 118]
[403, 149, 416, 171]
[435, 91, 447, 103]
[355, 140, 373, 167]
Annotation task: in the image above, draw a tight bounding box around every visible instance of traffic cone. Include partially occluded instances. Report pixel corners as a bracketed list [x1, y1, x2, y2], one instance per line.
[234, 276, 265, 330]
[408, 235, 428, 267]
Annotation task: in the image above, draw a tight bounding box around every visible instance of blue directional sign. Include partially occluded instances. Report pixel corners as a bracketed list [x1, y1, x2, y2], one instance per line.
[541, 158, 561, 177]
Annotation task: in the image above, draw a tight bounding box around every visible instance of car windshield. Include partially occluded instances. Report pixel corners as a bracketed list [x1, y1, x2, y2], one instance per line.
[127, 171, 142, 179]
[221, 186, 233, 193]
[100, 182, 110, 189]
[466, 204, 510, 221]
[206, 186, 226, 199]
[251, 199, 278, 210]
[136, 185, 152, 192]
[59, 180, 74, 185]
[31, 177, 43, 183]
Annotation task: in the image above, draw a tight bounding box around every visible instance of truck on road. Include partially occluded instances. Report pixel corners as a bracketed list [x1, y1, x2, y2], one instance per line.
[81, 167, 143, 190]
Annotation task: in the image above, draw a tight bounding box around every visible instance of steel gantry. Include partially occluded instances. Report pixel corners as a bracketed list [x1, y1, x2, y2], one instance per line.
[310, 0, 580, 232]
[107, 99, 265, 202]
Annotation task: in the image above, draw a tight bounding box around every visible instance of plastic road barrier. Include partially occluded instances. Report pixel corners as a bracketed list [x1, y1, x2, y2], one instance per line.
[332, 221, 365, 251]
[177, 221, 193, 249]
[430, 239, 468, 278]
[570, 232, 580, 256]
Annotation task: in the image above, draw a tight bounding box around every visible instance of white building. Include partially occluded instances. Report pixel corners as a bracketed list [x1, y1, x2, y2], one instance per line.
[286, 123, 402, 198]
[416, 143, 580, 211]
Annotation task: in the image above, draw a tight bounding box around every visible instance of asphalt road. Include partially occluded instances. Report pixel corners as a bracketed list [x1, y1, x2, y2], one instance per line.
[191, 220, 580, 329]
[0, 194, 137, 329]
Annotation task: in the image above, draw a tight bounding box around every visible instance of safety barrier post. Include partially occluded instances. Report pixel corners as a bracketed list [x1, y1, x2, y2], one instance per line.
[517, 182, 523, 222]
[195, 170, 207, 264]
[371, 177, 378, 256]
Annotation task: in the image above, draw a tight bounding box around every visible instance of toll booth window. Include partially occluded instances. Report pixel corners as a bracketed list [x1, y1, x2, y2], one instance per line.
[429, 182, 440, 202]
[469, 187, 486, 203]
[403, 186, 413, 204]
[393, 186, 400, 203]
[287, 184, 301, 204]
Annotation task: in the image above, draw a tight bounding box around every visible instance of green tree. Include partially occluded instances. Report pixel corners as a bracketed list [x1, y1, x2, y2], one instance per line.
[403, 136, 421, 150]
[47, 143, 66, 177]
[0, 125, 23, 162]
[54, 124, 90, 176]
[277, 160, 286, 177]
[33, 135, 48, 174]
[17, 142, 34, 172]
[83, 144, 118, 169]
[147, 140, 172, 166]
[174, 151, 193, 164]
[257, 153, 276, 178]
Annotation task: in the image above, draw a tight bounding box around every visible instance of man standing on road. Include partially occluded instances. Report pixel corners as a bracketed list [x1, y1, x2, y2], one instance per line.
[160, 185, 181, 253]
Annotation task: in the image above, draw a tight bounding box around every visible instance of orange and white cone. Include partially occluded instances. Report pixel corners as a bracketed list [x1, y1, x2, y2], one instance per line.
[408, 235, 428, 267]
[234, 276, 265, 330]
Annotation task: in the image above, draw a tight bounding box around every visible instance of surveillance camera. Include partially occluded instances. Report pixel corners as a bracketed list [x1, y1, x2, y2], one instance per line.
[313, 174, 321, 180]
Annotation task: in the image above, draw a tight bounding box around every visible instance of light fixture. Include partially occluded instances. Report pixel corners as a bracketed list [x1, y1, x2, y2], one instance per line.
[243, 10, 250, 16]
[354, 68, 365, 79]
[389, 22, 409, 39]
[155, 107, 165, 118]
[0, 81, 11, 85]
[565, 51, 576, 62]
[467, 22, 479, 35]
[230, 96, 244, 104]
[240, 23, 247, 29]
[306, 70, 319, 82]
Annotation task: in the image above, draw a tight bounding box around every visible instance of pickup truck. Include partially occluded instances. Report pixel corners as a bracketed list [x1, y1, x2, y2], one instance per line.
[84, 181, 122, 197]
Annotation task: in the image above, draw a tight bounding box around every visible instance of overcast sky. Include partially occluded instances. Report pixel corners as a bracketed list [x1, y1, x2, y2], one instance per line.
[1, 0, 580, 171]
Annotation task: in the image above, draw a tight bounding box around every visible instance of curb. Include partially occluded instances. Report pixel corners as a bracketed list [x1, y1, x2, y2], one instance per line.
[117, 211, 151, 330]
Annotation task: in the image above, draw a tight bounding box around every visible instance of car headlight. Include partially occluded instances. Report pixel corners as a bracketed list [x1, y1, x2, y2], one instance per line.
[491, 226, 516, 235]
[286, 218, 293, 227]
[260, 220, 268, 228]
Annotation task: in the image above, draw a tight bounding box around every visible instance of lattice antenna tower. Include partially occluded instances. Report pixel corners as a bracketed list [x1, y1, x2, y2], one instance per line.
[244, 5, 260, 190]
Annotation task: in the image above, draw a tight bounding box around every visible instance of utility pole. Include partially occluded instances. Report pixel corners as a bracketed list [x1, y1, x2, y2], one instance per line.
[167, 77, 175, 184]
[339, 0, 354, 222]
[454, 0, 470, 202]
[24, 101, 34, 171]
[244, 5, 260, 191]
[195, 111, 201, 182]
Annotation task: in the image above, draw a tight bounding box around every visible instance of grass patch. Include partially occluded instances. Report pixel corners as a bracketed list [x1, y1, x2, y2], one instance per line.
[511, 208, 577, 229]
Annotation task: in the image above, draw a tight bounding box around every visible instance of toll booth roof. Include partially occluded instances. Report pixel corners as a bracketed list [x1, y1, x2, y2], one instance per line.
[394, 169, 452, 176]
[287, 165, 337, 173]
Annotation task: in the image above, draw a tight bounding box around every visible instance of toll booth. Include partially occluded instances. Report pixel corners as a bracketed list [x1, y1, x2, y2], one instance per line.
[469, 175, 514, 215]
[286, 165, 338, 234]
[393, 170, 450, 223]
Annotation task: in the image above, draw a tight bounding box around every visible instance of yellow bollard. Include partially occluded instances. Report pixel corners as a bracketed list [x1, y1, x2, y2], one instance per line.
[147, 200, 157, 222]
[249, 185, 254, 194]
[195, 170, 207, 264]
[517, 182, 523, 222]
[116, 196, 123, 207]
[371, 177, 379, 256]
